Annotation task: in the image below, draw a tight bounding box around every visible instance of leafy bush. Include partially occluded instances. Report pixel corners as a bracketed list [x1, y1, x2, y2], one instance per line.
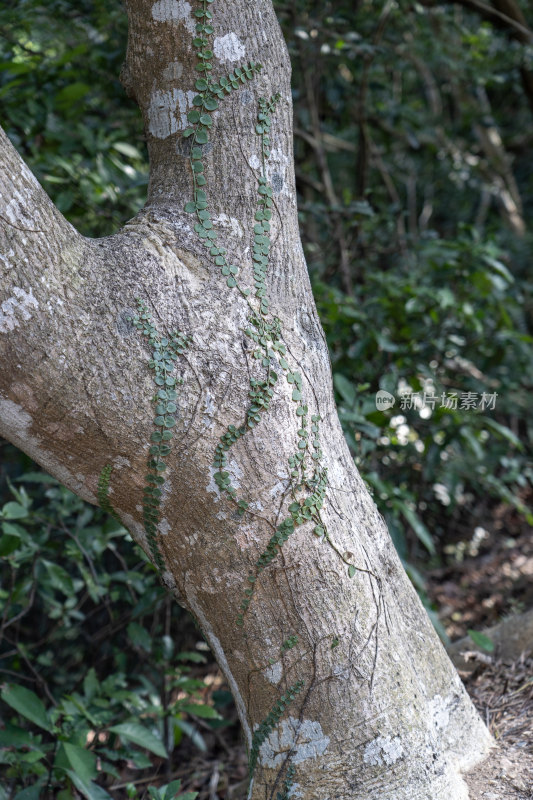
[0, 463, 222, 798]
[0, 0, 147, 237]
[278, 0, 533, 567]
[318, 230, 532, 566]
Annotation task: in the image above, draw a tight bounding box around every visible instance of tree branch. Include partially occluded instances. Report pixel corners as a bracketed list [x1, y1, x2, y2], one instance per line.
[0, 126, 79, 265]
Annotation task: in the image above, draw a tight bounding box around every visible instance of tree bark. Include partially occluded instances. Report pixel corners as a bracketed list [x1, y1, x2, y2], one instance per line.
[0, 0, 492, 797]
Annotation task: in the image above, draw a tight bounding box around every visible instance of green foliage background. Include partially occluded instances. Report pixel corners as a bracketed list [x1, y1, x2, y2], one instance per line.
[0, 0, 532, 796]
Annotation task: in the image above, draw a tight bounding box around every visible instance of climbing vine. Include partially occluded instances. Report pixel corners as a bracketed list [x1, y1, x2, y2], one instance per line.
[129, 300, 189, 572]
[177, 0, 368, 787]
[248, 679, 304, 781]
[183, 76, 358, 623]
[97, 464, 121, 523]
[276, 764, 296, 800]
[182, 0, 261, 289]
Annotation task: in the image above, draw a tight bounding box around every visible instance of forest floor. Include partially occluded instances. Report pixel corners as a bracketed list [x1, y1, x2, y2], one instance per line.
[157, 505, 533, 799]
[464, 652, 532, 799]
[427, 502, 533, 800]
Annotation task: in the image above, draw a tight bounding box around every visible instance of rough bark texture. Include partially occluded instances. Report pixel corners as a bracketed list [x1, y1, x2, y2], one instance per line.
[0, 0, 493, 797]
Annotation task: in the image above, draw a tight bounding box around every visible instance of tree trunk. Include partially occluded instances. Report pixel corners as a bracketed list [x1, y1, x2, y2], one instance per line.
[0, 0, 492, 797]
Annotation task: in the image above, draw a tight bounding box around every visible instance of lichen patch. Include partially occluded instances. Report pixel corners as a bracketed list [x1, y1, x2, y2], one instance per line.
[148, 88, 196, 139]
[0, 287, 39, 333]
[162, 61, 184, 83]
[213, 32, 246, 62]
[259, 716, 330, 768]
[151, 0, 196, 34]
[430, 694, 451, 731]
[263, 661, 283, 685]
[234, 524, 262, 551]
[211, 213, 244, 239]
[363, 734, 404, 766]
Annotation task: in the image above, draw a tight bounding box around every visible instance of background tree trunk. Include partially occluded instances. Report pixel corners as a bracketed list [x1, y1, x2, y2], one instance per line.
[0, 0, 492, 796]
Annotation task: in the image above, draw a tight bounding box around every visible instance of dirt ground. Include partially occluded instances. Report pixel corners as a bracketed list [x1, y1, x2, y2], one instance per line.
[426, 528, 533, 641]
[463, 652, 533, 800]
[427, 503, 533, 799]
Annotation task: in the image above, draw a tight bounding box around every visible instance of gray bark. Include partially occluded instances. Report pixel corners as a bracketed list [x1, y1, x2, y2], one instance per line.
[0, 0, 492, 797]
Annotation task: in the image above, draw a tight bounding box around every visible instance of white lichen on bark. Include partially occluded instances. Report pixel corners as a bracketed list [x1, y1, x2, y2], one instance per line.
[151, 0, 196, 33]
[148, 88, 196, 137]
[363, 735, 404, 766]
[0, 287, 39, 333]
[213, 32, 246, 62]
[258, 716, 331, 768]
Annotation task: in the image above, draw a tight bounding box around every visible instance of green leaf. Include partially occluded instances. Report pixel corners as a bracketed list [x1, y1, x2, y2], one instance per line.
[112, 141, 142, 159]
[333, 373, 356, 406]
[127, 622, 152, 652]
[176, 651, 207, 664]
[159, 781, 182, 800]
[65, 771, 113, 800]
[109, 723, 167, 758]
[467, 629, 495, 653]
[42, 560, 75, 595]
[180, 703, 221, 719]
[184, 202, 196, 213]
[0, 724, 41, 748]
[15, 472, 58, 484]
[483, 418, 523, 450]
[1, 501, 27, 519]
[0, 533, 21, 556]
[397, 503, 435, 555]
[13, 780, 47, 800]
[1, 685, 53, 732]
[348, 565, 356, 578]
[55, 82, 90, 106]
[83, 668, 99, 701]
[57, 742, 97, 784]
[172, 719, 206, 752]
